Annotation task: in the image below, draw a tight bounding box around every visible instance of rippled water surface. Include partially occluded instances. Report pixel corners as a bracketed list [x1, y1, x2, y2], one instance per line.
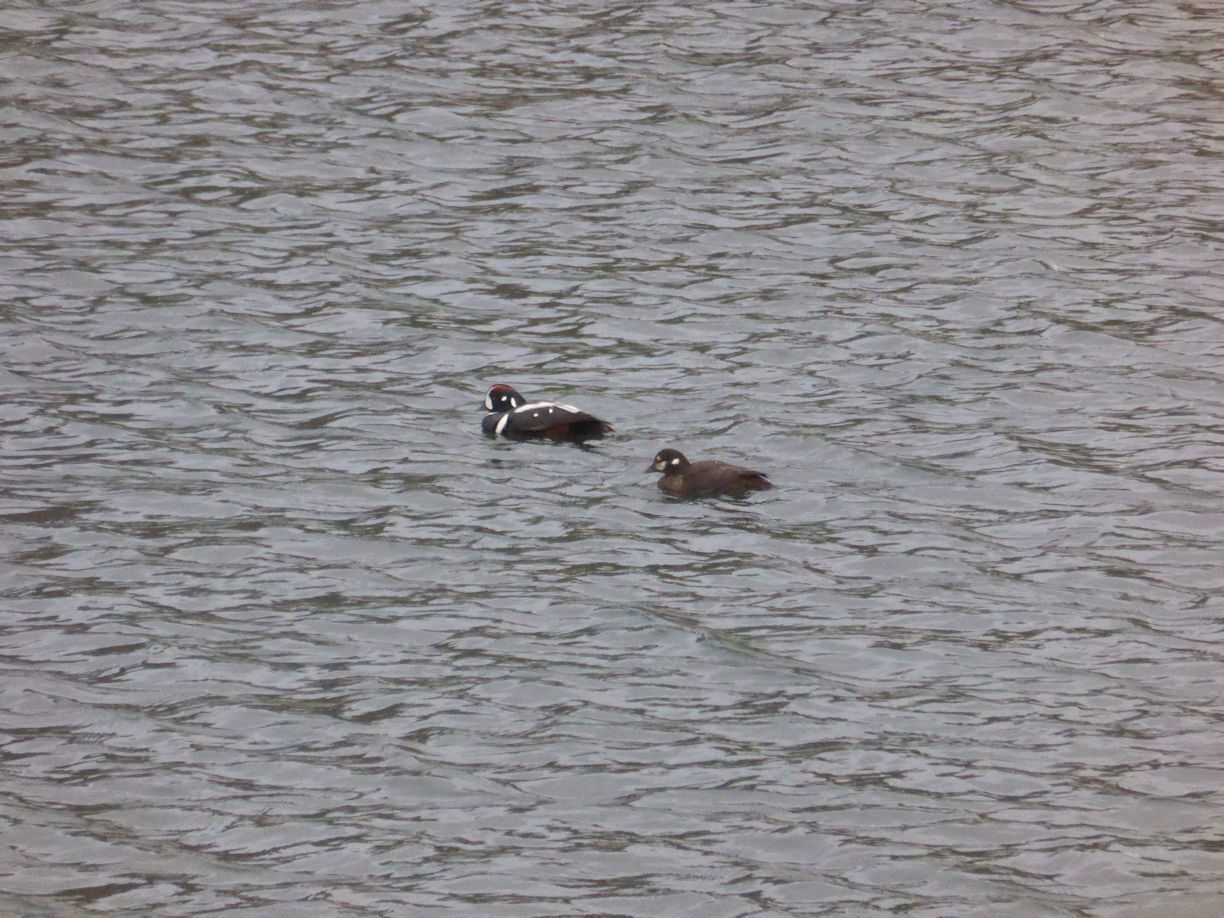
[4, 1, 1224, 915]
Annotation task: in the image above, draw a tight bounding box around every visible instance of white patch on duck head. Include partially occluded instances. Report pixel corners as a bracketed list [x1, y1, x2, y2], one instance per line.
[485, 386, 524, 412]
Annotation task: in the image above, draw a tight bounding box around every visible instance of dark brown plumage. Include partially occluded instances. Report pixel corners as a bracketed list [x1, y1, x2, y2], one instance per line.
[647, 448, 774, 499]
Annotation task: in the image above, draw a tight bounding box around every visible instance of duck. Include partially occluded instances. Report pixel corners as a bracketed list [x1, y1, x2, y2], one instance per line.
[481, 384, 612, 442]
[648, 448, 774, 498]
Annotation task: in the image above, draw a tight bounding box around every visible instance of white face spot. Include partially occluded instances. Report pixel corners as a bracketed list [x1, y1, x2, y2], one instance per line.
[669, 456, 681, 467]
[486, 387, 523, 412]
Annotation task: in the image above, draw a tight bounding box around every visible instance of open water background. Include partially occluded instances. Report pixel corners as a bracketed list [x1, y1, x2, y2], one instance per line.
[3, 1, 1224, 915]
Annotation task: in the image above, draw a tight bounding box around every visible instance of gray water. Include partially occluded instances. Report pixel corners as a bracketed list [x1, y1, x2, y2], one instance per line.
[4, 1, 1224, 916]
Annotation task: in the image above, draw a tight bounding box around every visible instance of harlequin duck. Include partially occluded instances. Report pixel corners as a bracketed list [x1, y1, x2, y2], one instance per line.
[482, 384, 612, 442]
[648, 448, 774, 498]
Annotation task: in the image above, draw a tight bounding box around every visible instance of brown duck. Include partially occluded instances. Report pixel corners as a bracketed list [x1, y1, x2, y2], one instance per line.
[648, 448, 774, 498]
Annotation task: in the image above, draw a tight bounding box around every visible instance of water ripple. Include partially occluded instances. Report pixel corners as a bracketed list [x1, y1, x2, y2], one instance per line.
[3, 0, 1224, 915]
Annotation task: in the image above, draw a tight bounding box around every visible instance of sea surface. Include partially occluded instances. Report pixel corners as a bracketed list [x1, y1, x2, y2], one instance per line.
[3, 1, 1224, 916]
